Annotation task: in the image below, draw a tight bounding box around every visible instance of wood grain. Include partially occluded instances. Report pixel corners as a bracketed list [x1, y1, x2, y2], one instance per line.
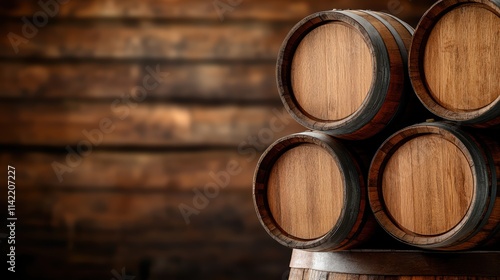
[0, 0, 335, 21]
[288, 269, 500, 279]
[423, 4, 500, 111]
[409, 0, 500, 126]
[277, 10, 416, 139]
[11, 191, 280, 240]
[0, 22, 288, 59]
[0, 0, 443, 279]
[0, 151, 258, 191]
[8, 190, 290, 280]
[267, 143, 344, 240]
[254, 132, 376, 251]
[291, 21, 372, 121]
[2, 191, 289, 279]
[0, 0, 435, 23]
[0, 62, 278, 102]
[288, 249, 500, 278]
[0, 103, 302, 147]
[382, 135, 474, 235]
[13, 191, 259, 231]
[368, 122, 500, 250]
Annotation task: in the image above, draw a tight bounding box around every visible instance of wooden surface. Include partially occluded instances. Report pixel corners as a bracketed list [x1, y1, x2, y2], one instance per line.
[423, 4, 500, 111]
[289, 269, 500, 280]
[0, 0, 439, 278]
[291, 22, 372, 121]
[382, 135, 474, 235]
[409, 0, 500, 126]
[0, 103, 300, 147]
[368, 122, 500, 250]
[0, 151, 259, 191]
[0, 0, 437, 23]
[0, 21, 290, 60]
[277, 10, 417, 139]
[0, 62, 279, 102]
[268, 143, 344, 240]
[288, 249, 500, 277]
[254, 132, 377, 251]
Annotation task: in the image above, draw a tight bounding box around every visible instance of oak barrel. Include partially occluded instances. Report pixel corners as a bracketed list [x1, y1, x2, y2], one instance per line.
[287, 249, 500, 279]
[368, 122, 500, 250]
[253, 132, 376, 251]
[409, 0, 500, 127]
[277, 10, 418, 140]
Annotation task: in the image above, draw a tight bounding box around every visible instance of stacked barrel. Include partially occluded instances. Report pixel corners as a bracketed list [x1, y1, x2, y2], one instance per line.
[253, 0, 499, 279]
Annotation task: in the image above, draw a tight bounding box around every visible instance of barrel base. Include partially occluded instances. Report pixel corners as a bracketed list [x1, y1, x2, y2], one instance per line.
[289, 249, 500, 279]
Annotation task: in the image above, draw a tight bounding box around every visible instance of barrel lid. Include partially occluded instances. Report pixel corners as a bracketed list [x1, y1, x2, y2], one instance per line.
[410, 0, 500, 123]
[253, 132, 363, 250]
[276, 10, 397, 138]
[368, 122, 492, 249]
[267, 143, 344, 240]
[381, 134, 474, 235]
[291, 21, 373, 122]
[424, 4, 500, 111]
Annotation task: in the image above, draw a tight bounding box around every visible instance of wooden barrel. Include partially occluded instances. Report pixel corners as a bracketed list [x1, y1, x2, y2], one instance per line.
[409, 0, 500, 127]
[253, 131, 376, 251]
[368, 122, 500, 250]
[287, 249, 500, 279]
[276, 10, 418, 140]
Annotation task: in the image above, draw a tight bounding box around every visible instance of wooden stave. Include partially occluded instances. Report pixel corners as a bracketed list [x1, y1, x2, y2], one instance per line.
[276, 10, 416, 140]
[408, 0, 500, 127]
[288, 249, 500, 279]
[289, 269, 500, 280]
[344, 10, 411, 140]
[253, 131, 377, 251]
[368, 122, 500, 250]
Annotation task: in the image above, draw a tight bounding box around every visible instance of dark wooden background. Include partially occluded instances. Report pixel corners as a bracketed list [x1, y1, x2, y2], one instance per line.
[0, 1, 435, 279]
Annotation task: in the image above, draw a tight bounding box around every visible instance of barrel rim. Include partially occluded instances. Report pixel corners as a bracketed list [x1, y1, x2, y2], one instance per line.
[368, 122, 493, 249]
[289, 249, 500, 276]
[275, 10, 392, 137]
[252, 131, 363, 251]
[409, 0, 500, 125]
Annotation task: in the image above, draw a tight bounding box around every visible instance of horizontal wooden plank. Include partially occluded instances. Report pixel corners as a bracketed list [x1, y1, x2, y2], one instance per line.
[0, 103, 302, 146]
[0, 0, 433, 23]
[9, 191, 261, 231]
[0, 150, 260, 190]
[13, 231, 290, 280]
[0, 0, 330, 21]
[0, 22, 289, 59]
[15, 243, 289, 271]
[15, 225, 289, 257]
[11, 257, 112, 280]
[15, 243, 289, 280]
[16, 227, 274, 248]
[10, 192, 291, 279]
[0, 62, 277, 101]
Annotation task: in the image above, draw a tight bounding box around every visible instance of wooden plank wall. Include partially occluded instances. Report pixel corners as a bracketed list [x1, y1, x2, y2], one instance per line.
[0, 1, 436, 279]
